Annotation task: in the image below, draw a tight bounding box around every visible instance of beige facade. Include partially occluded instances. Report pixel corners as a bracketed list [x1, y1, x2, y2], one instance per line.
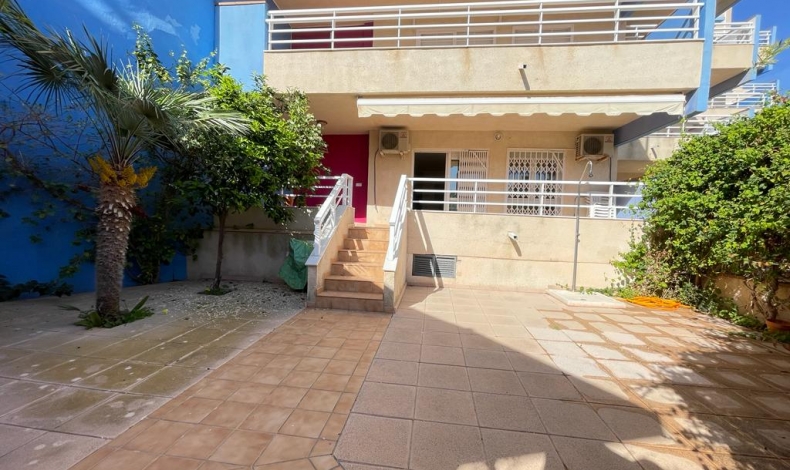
[406, 211, 640, 290]
[365, 130, 619, 225]
[264, 42, 703, 97]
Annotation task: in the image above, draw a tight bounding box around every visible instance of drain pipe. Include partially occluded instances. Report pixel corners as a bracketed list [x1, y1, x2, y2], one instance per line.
[572, 160, 594, 292]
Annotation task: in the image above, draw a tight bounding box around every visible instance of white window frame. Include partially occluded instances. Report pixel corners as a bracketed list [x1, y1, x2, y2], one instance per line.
[506, 149, 565, 216]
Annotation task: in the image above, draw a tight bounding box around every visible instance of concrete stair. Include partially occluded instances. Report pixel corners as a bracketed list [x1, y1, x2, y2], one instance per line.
[316, 225, 388, 312]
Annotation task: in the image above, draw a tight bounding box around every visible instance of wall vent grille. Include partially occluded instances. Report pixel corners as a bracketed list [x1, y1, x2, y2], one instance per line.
[412, 254, 457, 278]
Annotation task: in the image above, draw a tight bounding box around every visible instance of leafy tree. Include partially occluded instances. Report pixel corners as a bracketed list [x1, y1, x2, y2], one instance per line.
[627, 95, 790, 322]
[0, 0, 247, 321]
[180, 73, 326, 291]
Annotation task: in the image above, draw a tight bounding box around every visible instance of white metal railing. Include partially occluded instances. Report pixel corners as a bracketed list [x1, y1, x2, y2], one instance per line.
[312, 174, 353, 259]
[408, 177, 644, 219]
[654, 112, 748, 137]
[281, 175, 340, 203]
[760, 29, 773, 46]
[385, 175, 409, 271]
[267, 0, 702, 51]
[713, 20, 756, 45]
[710, 83, 776, 109]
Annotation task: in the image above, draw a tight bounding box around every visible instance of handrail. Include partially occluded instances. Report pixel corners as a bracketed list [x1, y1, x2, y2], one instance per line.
[759, 29, 773, 46]
[385, 175, 408, 271]
[267, 0, 702, 50]
[280, 175, 341, 201]
[311, 174, 353, 261]
[655, 110, 750, 137]
[713, 20, 756, 45]
[407, 177, 643, 219]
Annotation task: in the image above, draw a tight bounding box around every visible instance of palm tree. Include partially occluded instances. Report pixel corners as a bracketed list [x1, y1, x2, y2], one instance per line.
[0, 0, 248, 321]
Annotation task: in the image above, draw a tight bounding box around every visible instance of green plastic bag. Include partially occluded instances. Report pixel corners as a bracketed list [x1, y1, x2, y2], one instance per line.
[279, 238, 314, 290]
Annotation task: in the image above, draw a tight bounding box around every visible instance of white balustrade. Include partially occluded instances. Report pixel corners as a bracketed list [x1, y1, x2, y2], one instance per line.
[267, 0, 702, 51]
[312, 174, 353, 260]
[385, 175, 409, 271]
[407, 177, 644, 219]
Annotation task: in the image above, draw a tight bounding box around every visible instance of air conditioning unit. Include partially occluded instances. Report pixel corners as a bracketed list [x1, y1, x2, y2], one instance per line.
[576, 134, 614, 161]
[379, 128, 409, 155]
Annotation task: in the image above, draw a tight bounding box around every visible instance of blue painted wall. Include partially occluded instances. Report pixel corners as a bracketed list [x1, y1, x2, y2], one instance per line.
[0, 0, 271, 294]
[218, 3, 269, 89]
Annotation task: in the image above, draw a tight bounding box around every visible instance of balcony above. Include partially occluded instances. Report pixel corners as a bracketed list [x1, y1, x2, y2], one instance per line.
[264, 0, 706, 96]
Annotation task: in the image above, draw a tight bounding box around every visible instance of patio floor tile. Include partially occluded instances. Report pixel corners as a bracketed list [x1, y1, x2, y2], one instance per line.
[334, 414, 411, 468]
[28, 285, 790, 470]
[467, 368, 526, 395]
[409, 421, 485, 470]
[473, 392, 544, 432]
[551, 435, 641, 470]
[532, 398, 617, 440]
[481, 428, 565, 470]
[414, 387, 477, 425]
[417, 363, 470, 391]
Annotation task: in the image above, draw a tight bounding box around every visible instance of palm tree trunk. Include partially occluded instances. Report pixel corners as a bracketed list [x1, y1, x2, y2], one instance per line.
[95, 182, 136, 320]
[211, 211, 228, 291]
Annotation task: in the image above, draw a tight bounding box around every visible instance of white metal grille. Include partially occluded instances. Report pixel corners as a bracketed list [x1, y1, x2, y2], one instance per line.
[507, 149, 564, 215]
[453, 150, 489, 213]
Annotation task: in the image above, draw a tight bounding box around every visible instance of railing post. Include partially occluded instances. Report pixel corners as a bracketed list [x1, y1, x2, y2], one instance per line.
[466, 5, 471, 46]
[613, 0, 620, 42]
[397, 8, 402, 48]
[473, 181, 478, 213]
[267, 15, 273, 51]
[608, 183, 616, 219]
[538, 2, 544, 45]
[539, 182, 545, 216]
[331, 12, 336, 50]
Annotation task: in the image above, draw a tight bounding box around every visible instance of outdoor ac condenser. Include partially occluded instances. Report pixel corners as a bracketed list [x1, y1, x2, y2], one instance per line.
[379, 128, 410, 155]
[575, 134, 614, 161]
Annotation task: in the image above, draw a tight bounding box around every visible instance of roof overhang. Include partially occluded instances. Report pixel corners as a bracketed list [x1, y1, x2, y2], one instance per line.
[358, 95, 687, 119]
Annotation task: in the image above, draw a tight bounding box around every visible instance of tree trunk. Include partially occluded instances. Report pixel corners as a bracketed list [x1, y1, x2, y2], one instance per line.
[765, 276, 780, 321]
[211, 211, 228, 291]
[95, 182, 136, 321]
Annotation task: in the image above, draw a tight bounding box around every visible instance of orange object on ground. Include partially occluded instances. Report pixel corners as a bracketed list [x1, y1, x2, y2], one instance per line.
[622, 296, 685, 310]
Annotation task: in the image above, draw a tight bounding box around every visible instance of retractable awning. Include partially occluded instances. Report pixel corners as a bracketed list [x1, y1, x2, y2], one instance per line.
[357, 95, 686, 118]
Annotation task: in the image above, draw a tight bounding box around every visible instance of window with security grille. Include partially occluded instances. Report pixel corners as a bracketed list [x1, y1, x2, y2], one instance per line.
[449, 150, 488, 213]
[507, 149, 565, 215]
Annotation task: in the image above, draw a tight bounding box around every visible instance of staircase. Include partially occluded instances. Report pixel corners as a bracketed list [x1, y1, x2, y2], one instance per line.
[315, 225, 388, 312]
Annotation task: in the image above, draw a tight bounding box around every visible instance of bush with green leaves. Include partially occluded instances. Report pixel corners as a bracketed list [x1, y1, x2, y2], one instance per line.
[620, 95, 790, 323]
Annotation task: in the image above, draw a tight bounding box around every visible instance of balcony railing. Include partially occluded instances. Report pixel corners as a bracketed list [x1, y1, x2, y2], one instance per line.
[759, 28, 774, 46]
[408, 177, 644, 219]
[709, 82, 776, 109]
[267, 0, 702, 51]
[654, 112, 749, 137]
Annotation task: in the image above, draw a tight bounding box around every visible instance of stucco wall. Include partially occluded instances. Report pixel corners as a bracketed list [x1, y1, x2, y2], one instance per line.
[714, 275, 790, 322]
[406, 211, 639, 290]
[366, 130, 620, 225]
[265, 42, 703, 95]
[188, 208, 316, 283]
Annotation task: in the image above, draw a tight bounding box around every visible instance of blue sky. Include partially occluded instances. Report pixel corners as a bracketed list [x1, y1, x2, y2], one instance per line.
[734, 0, 790, 90]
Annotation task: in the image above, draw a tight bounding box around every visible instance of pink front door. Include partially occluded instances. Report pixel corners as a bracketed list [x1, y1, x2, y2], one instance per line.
[322, 135, 369, 223]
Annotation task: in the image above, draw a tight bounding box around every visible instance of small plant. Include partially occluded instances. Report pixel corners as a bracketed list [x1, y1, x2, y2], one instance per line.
[200, 285, 234, 296]
[65, 296, 154, 329]
[0, 274, 73, 302]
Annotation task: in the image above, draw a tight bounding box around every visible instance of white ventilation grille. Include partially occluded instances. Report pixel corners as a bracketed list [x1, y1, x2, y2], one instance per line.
[412, 254, 457, 278]
[506, 149, 565, 216]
